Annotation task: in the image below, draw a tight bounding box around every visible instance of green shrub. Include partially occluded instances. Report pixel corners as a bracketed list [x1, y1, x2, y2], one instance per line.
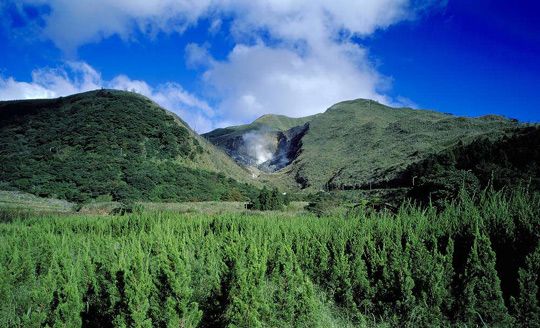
[305, 192, 341, 217]
[0, 189, 538, 326]
[248, 187, 287, 211]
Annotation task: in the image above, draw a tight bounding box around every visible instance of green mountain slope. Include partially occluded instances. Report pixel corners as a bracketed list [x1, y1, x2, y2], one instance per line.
[206, 99, 519, 191]
[288, 99, 519, 190]
[392, 126, 540, 206]
[0, 89, 256, 202]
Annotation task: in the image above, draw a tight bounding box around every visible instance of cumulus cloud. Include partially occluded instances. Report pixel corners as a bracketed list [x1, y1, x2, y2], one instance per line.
[17, 0, 435, 50]
[0, 62, 101, 99]
[8, 0, 446, 125]
[18, 0, 213, 53]
[199, 42, 390, 122]
[0, 62, 215, 132]
[184, 0, 438, 122]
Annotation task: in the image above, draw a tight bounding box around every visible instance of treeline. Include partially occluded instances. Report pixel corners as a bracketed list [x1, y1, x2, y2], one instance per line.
[1, 189, 539, 327]
[0, 90, 256, 203]
[391, 126, 540, 206]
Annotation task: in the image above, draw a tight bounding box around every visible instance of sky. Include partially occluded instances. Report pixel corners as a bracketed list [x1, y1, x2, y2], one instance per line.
[0, 0, 538, 133]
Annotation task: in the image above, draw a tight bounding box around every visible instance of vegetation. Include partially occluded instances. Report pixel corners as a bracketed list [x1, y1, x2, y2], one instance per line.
[1, 90, 538, 327]
[248, 187, 290, 211]
[0, 190, 75, 213]
[1, 189, 539, 327]
[0, 90, 256, 203]
[295, 100, 520, 191]
[394, 126, 540, 207]
[305, 192, 343, 217]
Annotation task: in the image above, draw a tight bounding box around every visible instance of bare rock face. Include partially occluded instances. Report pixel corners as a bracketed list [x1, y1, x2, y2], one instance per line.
[209, 123, 309, 173]
[260, 123, 309, 172]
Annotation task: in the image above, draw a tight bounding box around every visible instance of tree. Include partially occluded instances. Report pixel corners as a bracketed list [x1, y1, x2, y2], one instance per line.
[511, 245, 540, 327]
[305, 192, 339, 217]
[458, 228, 512, 326]
[224, 243, 269, 327]
[220, 188, 245, 201]
[248, 187, 285, 211]
[267, 245, 318, 327]
[258, 187, 270, 211]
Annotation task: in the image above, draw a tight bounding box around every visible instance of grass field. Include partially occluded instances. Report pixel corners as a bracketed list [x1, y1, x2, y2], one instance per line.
[140, 201, 309, 216]
[1, 189, 539, 327]
[0, 191, 75, 213]
[0, 190, 309, 217]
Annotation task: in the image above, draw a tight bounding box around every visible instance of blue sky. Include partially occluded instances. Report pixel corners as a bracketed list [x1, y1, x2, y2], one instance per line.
[0, 0, 538, 132]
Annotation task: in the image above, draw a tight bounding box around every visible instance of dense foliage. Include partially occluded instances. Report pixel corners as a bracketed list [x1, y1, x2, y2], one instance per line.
[248, 187, 290, 210]
[305, 192, 342, 217]
[1, 189, 539, 327]
[397, 126, 540, 206]
[0, 90, 255, 203]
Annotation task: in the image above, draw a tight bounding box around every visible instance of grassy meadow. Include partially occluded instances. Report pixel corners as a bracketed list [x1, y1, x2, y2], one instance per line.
[1, 189, 539, 327]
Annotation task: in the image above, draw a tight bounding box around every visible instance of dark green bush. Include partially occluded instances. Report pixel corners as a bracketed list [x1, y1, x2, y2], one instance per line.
[248, 187, 288, 211]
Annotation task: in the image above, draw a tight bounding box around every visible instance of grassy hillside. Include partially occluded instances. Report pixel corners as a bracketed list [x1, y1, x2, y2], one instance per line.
[0, 190, 75, 213]
[390, 126, 540, 206]
[286, 99, 519, 191]
[0, 89, 256, 203]
[253, 113, 318, 131]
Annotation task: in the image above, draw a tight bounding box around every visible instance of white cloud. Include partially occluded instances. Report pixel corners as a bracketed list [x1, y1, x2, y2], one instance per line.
[185, 43, 215, 69]
[199, 42, 390, 122]
[20, 0, 213, 53]
[18, 1, 441, 51]
[108, 75, 153, 97]
[10, 0, 446, 126]
[0, 62, 101, 99]
[0, 62, 215, 132]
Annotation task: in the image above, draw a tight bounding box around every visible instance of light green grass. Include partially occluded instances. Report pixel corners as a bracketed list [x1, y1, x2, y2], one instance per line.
[0, 194, 309, 217]
[0, 190, 74, 212]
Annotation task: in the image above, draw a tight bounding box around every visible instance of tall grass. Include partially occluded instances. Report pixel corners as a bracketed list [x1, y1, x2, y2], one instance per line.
[0, 189, 539, 327]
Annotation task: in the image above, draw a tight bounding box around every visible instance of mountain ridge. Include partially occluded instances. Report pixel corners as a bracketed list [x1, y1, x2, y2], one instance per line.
[206, 98, 520, 192]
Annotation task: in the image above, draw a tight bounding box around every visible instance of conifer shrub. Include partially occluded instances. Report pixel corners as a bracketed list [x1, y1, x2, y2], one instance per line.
[247, 187, 288, 211]
[0, 189, 539, 326]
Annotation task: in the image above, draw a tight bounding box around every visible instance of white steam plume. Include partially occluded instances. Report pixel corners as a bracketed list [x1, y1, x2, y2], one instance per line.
[242, 131, 275, 165]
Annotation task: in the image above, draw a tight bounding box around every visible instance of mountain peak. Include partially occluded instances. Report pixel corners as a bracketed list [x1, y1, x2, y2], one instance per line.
[0, 90, 255, 202]
[251, 113, 316, 131]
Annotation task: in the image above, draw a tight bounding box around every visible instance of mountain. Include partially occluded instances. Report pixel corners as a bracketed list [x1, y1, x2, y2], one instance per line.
[205, 99, 520, 191]
[0, 89, 256, 203]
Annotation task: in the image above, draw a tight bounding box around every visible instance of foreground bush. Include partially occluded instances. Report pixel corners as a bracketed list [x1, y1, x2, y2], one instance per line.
[0, 189, 539, 327]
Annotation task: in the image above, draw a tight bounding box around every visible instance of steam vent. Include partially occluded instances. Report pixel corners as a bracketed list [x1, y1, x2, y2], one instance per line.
[204, 123, 309, 173]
